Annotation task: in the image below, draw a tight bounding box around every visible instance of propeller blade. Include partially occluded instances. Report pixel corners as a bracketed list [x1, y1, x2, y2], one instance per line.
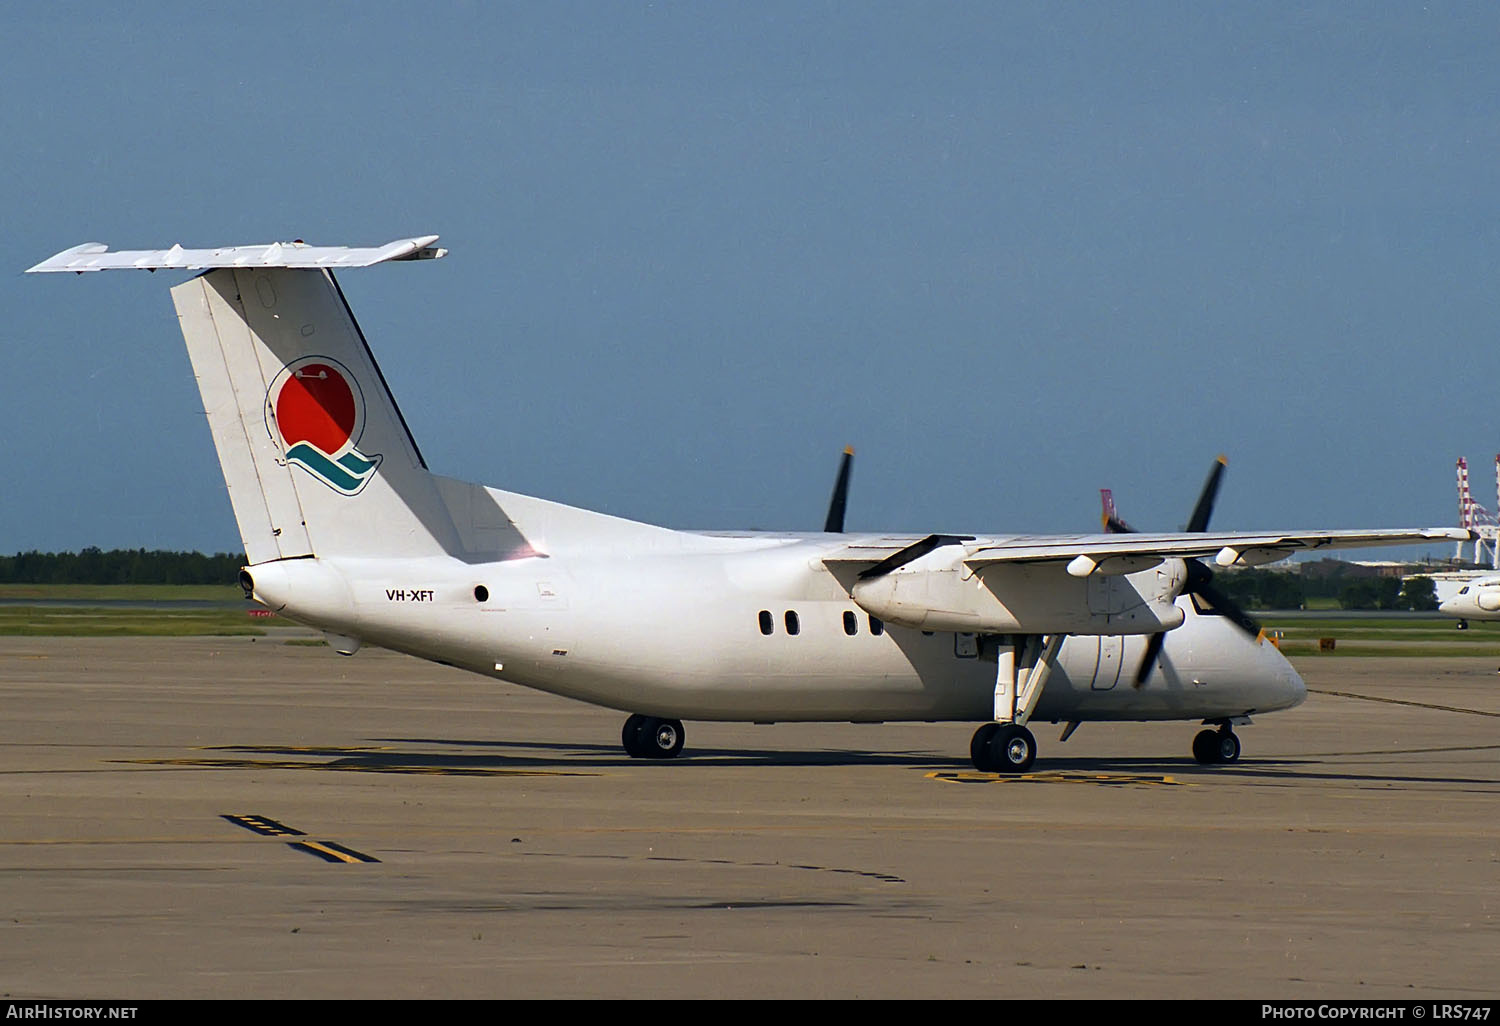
[1133, 631, 1167, 687]
[857, 533, 976, 580]
[1114, 456, 1250, 688]
[824, 446, 854, 533]
[1184, 455, 1228, 533]
[1191, 576, 1263, 639]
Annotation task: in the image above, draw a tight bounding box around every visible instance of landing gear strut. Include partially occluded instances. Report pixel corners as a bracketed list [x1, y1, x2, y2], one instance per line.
[969, 633, 1058, 773]
[970, 722, 1037, 773]
[1191, 725, 1240, 765]
[622, 714, 685, 759]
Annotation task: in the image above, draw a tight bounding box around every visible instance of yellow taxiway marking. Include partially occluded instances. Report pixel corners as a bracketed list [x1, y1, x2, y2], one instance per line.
[289, 840, 380, 864]
[926, 770, 1192, 787]
[198, 745, 393, 753]
[222, 814, 380, 863]
[222, 814, 305, 837]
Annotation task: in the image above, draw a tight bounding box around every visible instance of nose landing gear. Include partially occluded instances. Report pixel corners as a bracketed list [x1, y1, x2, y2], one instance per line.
[1192, 725, 1240, 765]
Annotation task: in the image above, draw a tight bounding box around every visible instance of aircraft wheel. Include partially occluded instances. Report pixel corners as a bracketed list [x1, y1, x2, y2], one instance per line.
[641, 718, 684, 759]
[986, 724, 1036, 774]
[1191, 729, 1220, 765]
[622, 714, 649, 758]
[970, 723, 1000, 771]
[1215, 728, 1241, 764]
[622, 716, 684, 759]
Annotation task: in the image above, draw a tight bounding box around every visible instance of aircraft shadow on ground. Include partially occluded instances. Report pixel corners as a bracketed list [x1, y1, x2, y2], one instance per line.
[328, 737, 1499, 787]
[167, 738, 1500, 787]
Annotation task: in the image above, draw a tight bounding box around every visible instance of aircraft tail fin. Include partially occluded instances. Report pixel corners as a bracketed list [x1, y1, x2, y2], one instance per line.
[176, 264, 473, 561]
[30, 237, 530, 564]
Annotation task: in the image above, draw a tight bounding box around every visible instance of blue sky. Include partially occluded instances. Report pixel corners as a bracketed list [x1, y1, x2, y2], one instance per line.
[4, 2, 1497, 556]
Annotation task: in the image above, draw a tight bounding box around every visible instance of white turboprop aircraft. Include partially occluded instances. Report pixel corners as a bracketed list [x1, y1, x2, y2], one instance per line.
[28, 237, 1471, 772]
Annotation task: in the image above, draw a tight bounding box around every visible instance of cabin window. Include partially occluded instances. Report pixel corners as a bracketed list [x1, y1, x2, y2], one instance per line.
[758, 610, 774, 635]
[474, 585, 489, 603]
[843, 610, 858, 636]
[785, 610, 800, 636]
[869, 615, 884, 636]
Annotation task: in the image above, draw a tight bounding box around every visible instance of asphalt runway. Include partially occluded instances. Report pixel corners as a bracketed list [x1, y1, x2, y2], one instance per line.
[2, 636, 1497, 999]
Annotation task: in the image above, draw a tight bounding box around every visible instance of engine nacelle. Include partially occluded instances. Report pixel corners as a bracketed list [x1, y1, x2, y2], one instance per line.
[851, 558, 1187, 635]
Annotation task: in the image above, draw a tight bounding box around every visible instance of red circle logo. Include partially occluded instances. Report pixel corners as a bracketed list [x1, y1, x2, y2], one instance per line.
[274, 362, 357, 454]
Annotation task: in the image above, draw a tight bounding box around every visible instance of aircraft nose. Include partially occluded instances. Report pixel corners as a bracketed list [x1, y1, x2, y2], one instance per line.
[1259, 637, 1307, 710]
[1282, 657, 1307, 709]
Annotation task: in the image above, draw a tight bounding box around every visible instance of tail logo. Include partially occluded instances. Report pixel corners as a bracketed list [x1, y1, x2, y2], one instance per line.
[265, 357, 382, 495]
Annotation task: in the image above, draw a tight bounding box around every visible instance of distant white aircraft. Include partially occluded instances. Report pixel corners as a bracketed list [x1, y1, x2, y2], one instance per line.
[1438, 576, 1500, 625]
[28, 238, 1471, 771]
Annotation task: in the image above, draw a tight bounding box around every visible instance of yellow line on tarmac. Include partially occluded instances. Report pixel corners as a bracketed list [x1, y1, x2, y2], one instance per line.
[296, 841, 365, 864]
[197, 745, 393, 753]
[924, 770, 1192, 786]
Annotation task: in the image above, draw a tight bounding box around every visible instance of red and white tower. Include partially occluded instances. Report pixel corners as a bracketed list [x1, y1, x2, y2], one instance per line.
[1454, 456, 1499, 567]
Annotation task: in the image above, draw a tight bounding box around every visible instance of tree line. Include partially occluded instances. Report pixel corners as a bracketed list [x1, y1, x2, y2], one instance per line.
[0, 548, 246, 586]
[1215, 569, 1439, 612]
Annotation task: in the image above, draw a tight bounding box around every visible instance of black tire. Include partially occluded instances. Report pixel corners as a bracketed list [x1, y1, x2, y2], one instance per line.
[1216, 729, 1241, 764]
[622, 714, 649, 758]
[970, 723, 1000, 771]
[1192, 728, 1220, 765]
[986, 724, 1036, 773]
[642, 717, 685, 759]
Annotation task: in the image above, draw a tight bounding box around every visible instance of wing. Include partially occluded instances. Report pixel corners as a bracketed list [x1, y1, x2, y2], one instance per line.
[823, 528, 1471, 578]
[962, 528, 1472, 572]
[824, 527, 1473, 637]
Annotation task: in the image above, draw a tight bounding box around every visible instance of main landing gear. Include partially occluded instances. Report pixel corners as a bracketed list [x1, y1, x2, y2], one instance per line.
[969, 722, 1037, 773]
[969, 633, 1058, 773]
[622, 714, 685, 759]
[1191, 724, 1241, 765]
[968, 720, 1244, 772]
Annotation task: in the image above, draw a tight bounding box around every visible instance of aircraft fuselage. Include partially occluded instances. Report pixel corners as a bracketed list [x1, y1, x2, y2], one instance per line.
[245, 534, 1307, 726]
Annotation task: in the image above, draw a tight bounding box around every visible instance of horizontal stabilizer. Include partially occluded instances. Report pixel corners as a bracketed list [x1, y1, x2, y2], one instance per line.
[26, 236, 446, 274]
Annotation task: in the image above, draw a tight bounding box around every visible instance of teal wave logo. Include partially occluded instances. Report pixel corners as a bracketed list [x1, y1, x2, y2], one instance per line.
[284, 442, 383, 495]
[266, 357, 383, 496]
